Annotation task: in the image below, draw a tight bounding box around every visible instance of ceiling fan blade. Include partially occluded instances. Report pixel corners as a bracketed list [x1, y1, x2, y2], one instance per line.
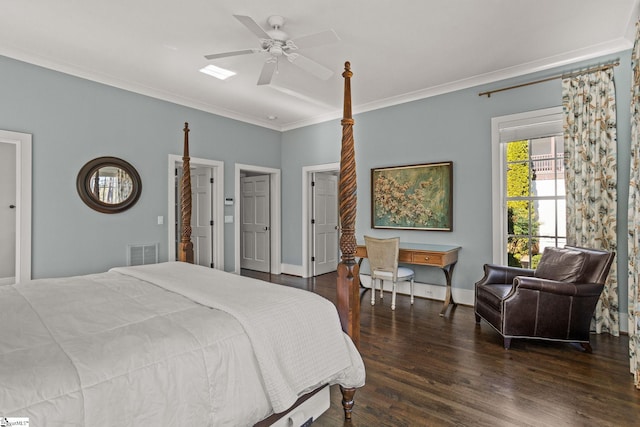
[204, 49, 256, 60]
[233, 15, 271, 40]
[291, 29, 340, 50]
[257, 60, 277, 85]
[288, 54, 333, 80]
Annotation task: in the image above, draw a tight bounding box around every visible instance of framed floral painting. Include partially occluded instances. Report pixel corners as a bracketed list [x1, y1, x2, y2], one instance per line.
[371, 161, 453, 231]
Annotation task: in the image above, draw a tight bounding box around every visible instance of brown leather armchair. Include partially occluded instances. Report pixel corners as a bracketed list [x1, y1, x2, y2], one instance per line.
[474, 245, 615, 352]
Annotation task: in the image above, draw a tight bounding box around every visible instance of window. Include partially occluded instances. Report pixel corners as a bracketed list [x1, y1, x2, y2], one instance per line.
[491, 107, 564, 266]
[505, 136, 565, 268]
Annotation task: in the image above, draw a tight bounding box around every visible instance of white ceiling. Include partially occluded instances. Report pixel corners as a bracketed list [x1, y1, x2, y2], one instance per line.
[2, 0, 638, 131]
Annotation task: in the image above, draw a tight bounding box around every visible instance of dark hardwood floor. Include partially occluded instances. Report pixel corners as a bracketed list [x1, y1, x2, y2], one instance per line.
[241, 270, 640, 427]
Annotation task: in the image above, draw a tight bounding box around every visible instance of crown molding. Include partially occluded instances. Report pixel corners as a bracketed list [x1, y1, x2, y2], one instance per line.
[2, 35, 634, 133]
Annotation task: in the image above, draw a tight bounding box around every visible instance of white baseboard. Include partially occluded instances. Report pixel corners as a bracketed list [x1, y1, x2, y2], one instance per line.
[0, 276, 16, 286]
[620, 312, 629, 334]
[276, 268, 629, 329]
[359, 274, 474, 306]
[281, 263, 304, 277]
[278, 267, 474, 305]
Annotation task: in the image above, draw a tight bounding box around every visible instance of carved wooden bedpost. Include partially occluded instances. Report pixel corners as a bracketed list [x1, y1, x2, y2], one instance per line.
[178, 122, 194, 264]
[337, 61, 359, 421]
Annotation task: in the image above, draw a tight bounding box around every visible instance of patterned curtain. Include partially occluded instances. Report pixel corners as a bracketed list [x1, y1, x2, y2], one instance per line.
[562, 67, 618, 336]
[629, 22, 640, 388]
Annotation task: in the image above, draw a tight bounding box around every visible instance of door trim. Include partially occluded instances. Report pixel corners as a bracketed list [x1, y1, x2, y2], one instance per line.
[235, 163, 281, 275]
[167, 155, 224, 269]
[302, 163, 339, 278]
[0, 130, 31, 283]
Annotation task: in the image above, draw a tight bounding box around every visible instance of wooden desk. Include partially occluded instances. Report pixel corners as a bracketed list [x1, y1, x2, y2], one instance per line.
[356, 243, 460, 316]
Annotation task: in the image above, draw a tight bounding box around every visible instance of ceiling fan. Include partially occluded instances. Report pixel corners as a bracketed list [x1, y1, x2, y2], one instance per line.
[204, 15, 340, 85]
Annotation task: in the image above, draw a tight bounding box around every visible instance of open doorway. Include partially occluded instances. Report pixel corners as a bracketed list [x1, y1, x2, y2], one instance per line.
[167, 155, 224, 269]
[302, 163, 340, 278]
[0, 130, 31, 285]
[235, 163, 281, 275]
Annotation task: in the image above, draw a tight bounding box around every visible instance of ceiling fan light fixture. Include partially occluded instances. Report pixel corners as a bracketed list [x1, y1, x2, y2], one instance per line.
[270, 45, 284, 56]
[199, 64, 236, 80]
[267, 29, 288, 42]
[204, 14, 339, 86]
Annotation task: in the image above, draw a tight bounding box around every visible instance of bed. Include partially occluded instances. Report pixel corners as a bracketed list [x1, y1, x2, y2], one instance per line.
[0, 262, 364, 425]
[0, 63, 363, 426]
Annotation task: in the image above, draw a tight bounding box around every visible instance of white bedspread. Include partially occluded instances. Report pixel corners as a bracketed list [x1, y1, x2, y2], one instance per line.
[0, 262, 365, 426]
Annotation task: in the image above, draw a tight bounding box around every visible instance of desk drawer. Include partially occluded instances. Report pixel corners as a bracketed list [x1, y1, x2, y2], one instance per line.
[411, 251, 443, 266]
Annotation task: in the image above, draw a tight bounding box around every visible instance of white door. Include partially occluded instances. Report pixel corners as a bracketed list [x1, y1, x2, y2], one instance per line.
[241, 175, 270, 272]
[312, 172, 339, 276]
[176, 165, 214, 268]
[191, 166, 214, 268]
[0, 142, 16, 283]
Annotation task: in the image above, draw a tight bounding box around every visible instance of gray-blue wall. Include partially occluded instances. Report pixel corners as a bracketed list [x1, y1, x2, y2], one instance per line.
[1, 49, 632, 314]
[281, 51, 632, 312]
[0, 55, 280, 277]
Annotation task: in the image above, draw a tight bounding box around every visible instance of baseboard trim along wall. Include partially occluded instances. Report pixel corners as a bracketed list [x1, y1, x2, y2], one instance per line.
[0, 277, 16, 286]
[279, 265, 629, 332]
[279, 264, 475, 306]
[358, 274, 475, 307]
[281, 263, 304, 277]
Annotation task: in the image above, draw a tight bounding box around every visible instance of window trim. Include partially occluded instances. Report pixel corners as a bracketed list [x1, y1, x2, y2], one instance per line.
[491, 106, 563, 264]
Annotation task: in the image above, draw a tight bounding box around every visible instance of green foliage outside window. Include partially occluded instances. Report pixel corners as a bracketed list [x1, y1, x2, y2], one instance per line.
[506, 140, 540, 268]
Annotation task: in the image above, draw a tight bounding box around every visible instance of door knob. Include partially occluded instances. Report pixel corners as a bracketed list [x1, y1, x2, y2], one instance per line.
[9, 205, 15, 209]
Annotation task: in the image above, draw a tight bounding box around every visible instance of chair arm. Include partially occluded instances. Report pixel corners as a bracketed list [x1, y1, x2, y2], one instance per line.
[475, 264, 535, 286]
[514, 276, 604, 297]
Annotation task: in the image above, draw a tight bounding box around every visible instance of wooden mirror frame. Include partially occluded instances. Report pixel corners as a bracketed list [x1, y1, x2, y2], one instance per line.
[76, 156, 142, 214]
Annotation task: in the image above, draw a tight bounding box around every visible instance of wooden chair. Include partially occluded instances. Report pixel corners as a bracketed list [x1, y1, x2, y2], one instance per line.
[364, 236, 415, 310]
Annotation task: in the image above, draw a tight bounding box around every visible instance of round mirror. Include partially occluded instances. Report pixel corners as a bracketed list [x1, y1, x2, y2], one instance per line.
[77, 157, 142, 213]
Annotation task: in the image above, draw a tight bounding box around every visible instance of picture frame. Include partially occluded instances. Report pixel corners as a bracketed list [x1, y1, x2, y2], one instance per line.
[371, 161, 453, 231]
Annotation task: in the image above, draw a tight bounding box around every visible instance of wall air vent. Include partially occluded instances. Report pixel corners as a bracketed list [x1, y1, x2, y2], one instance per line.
[127, 243, 158, 266]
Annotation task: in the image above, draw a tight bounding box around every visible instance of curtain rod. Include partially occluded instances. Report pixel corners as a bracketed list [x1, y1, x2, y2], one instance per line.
[478, 60, 620, 98]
